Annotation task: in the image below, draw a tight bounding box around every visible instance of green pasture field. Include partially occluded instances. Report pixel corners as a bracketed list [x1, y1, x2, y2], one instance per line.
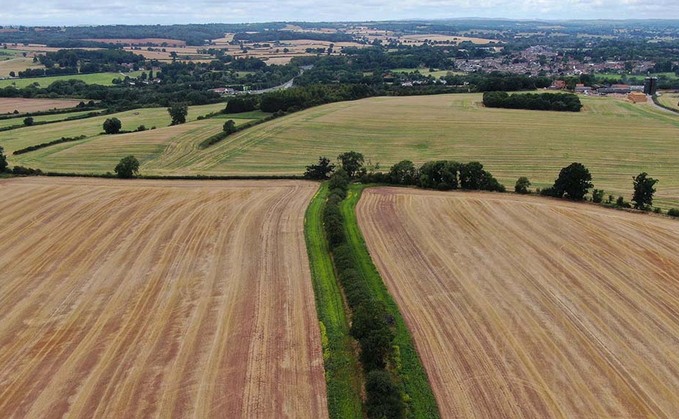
[656, 91, 679, 112]
[0, 102, 259, 173]
[3, 93, 679, 208]
[0, 110, 100, 129]
[0, 71, 145, 88]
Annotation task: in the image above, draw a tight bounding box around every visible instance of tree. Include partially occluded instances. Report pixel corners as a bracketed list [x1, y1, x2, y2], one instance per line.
[337, 151, 365, 178]
[223, 119, 236, 134]
[103, 117, 122, 134]
[114, 155, 140, 178]
[553, 162, 593, 200]
[515, 177, 531, 194]
[389, 160, 417, 185]
[23, 116, 34, 126]
[632, 172, 658, 210]
[304, 156, 335, 180]
[365, 370, 405, 419]
[168, 103, 188, 125]
[0, 146, 8, 172]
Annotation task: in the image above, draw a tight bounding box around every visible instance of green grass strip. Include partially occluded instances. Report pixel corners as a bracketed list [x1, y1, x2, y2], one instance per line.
[341, 184, 440, 419]
[304, 183, 364, 418]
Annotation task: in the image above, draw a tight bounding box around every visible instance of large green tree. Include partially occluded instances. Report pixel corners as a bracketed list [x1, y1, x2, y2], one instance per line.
[389, 160, 417, 185]
[553, 162, 593, 200]
[168, 102, 188, 125]
[103, 117, 122, 134]
[304, 156, 335, 180]
[632, 172, 658, 210]
[114, 155, 140, 178]
[337, 151, 365, 178]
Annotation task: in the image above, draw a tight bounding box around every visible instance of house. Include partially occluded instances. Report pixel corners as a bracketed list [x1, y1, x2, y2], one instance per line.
[210, 87, 236, 96]
[549, 80, 566, 90]
[574, 83, 594, 94]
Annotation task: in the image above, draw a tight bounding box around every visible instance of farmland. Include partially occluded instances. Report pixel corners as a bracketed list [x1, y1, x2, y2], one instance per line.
[149, 93, 679, 208]
[0, 57, 44, 78]
[0, 71, 145, 88]
[1, 103, 263, 174]
[357, 187, 679, 417]
[0, 177, 326, 418]
[3, 93, 679, 206]
[0, 98, 83, 114]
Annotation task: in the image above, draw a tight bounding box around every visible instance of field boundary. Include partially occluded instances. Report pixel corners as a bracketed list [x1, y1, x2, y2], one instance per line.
[304, 183, 364, 419]
[341, 183, 440, 418]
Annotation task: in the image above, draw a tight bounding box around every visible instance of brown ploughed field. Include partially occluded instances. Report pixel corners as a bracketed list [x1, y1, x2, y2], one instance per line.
[0, 98, 82, 114]
[0, 177, 327, 418]
[357, 187, 679, 418]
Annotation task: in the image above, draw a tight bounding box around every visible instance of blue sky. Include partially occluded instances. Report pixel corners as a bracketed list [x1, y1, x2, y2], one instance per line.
[1, 0, 678, 25]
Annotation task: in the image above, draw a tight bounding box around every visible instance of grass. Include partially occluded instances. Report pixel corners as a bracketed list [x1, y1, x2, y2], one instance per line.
[656, 91, 679, 112]
[304, 183, 364, 419]
[340, 184, 440, 418]
[0, 71, 145, 88]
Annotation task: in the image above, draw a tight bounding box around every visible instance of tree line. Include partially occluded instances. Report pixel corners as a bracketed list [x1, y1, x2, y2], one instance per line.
[483, 91, 582, 112]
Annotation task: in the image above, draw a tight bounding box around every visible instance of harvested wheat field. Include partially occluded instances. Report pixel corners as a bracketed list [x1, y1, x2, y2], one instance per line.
[0, 98, 82, 114]
[0, 177, 327, 418]
[357, 187, 679, 418]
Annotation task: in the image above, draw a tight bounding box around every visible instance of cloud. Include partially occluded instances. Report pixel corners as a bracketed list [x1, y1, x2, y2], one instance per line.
[1, 0, 679, 25]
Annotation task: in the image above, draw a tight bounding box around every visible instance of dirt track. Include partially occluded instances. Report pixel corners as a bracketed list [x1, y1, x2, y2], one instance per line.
[357, 187, 679, 418]
[0, 177, 327, 418]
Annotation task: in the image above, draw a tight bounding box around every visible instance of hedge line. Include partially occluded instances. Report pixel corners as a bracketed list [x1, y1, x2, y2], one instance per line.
[13, 135, 88, 155]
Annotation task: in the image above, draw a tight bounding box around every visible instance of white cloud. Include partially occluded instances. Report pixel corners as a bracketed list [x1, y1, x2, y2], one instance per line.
[0, 0, 678, 25]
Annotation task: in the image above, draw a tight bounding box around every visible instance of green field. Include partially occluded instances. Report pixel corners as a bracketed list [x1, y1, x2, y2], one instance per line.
[0, 71, 145, 88]
[657, 91, 679, 112]
[3, 93, 679, 207]
[0, 102, 270, 174]
[0, 110, 100, 129]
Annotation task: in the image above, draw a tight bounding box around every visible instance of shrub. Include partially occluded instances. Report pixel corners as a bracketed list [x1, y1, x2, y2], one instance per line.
[592, 189, 605, 204]
[103, 117, 122, 134]
[668, 208, 679, 217]
[653, 207, 662, 214]
[114, 155, 140, 178]
[515, 177, 531, 194]
[365, 370, 405, 419]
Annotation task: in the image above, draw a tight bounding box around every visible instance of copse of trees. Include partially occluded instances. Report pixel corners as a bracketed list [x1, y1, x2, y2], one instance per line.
[541, 162, 593, 200]
[224, 96, 257, 114]
[337, 151, 366, 178]
[483, 91, 583, 112]
[304, 156, 335, 180]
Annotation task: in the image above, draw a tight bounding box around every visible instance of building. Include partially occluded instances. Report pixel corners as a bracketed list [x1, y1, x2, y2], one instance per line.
[644, 77, 658, 95]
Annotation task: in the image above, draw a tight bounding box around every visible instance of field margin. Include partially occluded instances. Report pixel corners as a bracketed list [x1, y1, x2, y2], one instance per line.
[304, 183, 364, 418]
[341, 183, 440, 418]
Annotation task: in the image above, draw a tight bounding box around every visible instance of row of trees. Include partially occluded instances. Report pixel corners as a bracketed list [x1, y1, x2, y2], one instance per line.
[483, 91, 583, 112]
[305, 152, 506, 193]
[321, 167, 405, 418]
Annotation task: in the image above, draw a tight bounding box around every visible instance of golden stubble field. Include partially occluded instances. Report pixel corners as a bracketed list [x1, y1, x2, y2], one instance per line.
[357, 187, 679, 418]
[0, 177, 327, 418]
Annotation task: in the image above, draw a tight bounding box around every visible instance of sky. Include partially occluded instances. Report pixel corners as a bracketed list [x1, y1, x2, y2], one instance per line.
[1, 0, 679, 26]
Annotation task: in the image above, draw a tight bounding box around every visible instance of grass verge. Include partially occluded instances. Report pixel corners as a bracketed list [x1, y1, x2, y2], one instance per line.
[304, 183, 364, 418]
[341, 184, 440, 418]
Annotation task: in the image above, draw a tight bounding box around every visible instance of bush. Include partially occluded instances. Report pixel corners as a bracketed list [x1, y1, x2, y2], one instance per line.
[592, 189, 605, 204]
[515, 177, 531, 194]
[23, 116, 34, 126]
[668, 208, 679, 217]
[653, 207, 662, 214]
[365, 370, 405, 419]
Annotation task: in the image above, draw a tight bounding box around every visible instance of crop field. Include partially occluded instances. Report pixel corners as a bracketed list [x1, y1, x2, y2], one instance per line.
[0, 98, 83, 114]
[1, 102, 246, 173]
[0, 110, 99, 129]
[657, 91, 679, 111]
[0, 57, 44, 77]
[357, 187, 679, 418]
[0, 71, 145, 88]
[4, 93, 679, 206]
[0, 177, 327, 418]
